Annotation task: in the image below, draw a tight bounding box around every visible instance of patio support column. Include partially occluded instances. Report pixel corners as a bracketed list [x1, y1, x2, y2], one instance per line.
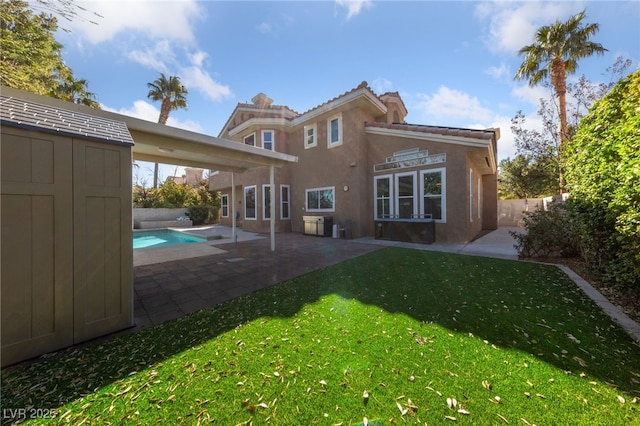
[231, 172, 236, 242]
[270, 165, 275, 251]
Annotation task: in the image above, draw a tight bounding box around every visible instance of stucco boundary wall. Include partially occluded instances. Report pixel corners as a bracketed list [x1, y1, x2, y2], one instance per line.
[497, 198, 544, 227]
[133, 208, 190, 229]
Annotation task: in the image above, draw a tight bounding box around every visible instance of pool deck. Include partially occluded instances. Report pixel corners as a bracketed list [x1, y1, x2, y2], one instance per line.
[133, 228, 380, 328]
[132, 225, 640, 343]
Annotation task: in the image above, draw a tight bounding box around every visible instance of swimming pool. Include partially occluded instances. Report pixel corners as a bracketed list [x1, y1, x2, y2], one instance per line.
[133, 230, 206, 249]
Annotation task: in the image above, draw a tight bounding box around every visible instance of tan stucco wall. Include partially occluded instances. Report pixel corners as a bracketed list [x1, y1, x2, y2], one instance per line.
[210, 99, 498, 243]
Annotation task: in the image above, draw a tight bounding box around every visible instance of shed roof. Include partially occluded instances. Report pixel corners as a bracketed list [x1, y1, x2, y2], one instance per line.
[0, 86, 297, 173]
[1, 95, 134, 146]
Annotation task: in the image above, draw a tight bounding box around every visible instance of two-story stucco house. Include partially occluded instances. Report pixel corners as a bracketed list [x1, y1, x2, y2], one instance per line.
[209, 81, 499, 243]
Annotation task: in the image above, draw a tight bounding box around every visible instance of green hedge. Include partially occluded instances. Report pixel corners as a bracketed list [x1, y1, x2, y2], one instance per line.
[186, 206, 218, 226]
[564, 71, 640, 288]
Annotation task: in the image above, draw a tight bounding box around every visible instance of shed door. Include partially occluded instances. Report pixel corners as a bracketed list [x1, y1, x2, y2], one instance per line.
[73, 139, 133, 342]
[1, 131, 74, 366]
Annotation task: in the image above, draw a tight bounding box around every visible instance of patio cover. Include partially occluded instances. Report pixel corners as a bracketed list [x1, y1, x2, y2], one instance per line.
[1, 86, 298, 250]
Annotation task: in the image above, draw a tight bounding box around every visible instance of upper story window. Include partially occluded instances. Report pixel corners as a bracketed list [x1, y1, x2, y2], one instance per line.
[244, 133, 255, 146]
[304, 124, 317, 149]
[262, 130, 274, 151]
[327, 114, 342, 148]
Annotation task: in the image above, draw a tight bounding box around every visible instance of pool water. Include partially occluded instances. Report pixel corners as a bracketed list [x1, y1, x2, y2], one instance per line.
[133, 230, 206, 249]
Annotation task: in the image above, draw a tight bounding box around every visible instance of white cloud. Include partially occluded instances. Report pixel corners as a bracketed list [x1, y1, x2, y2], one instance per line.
[256, 21, 276, 35]
[335, 0, 372, 21]
[127, 40, 175, 72]
[485, 63, 510, 80]
[102, 100, 203, 133]
[372, 78, 394, 94]
[475, 1, 577, 54]
[413, 86, 494, 124]
[127, 43, 233, 103]
[65, 0, 204, 44]
[512, 83, 552, 107]
[181, 64, 233, 102]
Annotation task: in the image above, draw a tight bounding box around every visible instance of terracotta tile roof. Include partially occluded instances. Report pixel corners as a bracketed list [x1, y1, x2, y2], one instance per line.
[299, 81, 376, 116]
[0, 95, 134, 146]
[365, 121, 496, 140]
[235, 102, 299, 115]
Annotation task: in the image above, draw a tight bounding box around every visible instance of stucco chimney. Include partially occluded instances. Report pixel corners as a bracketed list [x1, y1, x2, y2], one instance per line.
[251, 93, 273, 108]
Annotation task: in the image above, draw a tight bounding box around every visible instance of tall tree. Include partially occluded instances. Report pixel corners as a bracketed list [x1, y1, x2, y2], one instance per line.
[146, 73, 188, 187]
[515, 10, 606, 148]
[1, 0, 68, 94]
[52, 76, 100, 108]
[1, 0, 100, 106]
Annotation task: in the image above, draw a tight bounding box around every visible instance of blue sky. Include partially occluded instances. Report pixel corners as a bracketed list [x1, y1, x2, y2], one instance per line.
[51, 0, 639, 185]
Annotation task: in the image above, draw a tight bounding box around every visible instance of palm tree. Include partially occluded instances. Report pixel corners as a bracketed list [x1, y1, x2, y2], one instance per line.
[515, 10, 606, 147]
[56, 77, 100, 108]
[146, 73, 188, 187]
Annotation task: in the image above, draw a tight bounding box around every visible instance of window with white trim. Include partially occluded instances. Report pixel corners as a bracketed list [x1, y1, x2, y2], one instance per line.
[374, 174, 394, 219]
[395, 172, 416, 219]
[306, 186, 335, 212]
[221, 194, 229, 218]
[262, 184, 272, 219]
[244, 133, 255, 146]
[304, 124, 317, 149]
[327, 114, 342, 148]
[470, 169, 474, 222]
[478, 177, 482, 219]
[420, 168, 445, 222]
[244, 185, 256, 220]
[262, 130, 274, 151]
[280, 185, 290, 219]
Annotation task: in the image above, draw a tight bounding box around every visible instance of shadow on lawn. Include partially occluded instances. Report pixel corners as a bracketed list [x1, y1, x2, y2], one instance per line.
[2, 247, 640, 414]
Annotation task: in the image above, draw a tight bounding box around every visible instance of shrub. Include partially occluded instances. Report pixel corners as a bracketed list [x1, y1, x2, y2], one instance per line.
[186, 206, 217, 226]
[564, 70, 640, 289]
[511, 203, 579, 259]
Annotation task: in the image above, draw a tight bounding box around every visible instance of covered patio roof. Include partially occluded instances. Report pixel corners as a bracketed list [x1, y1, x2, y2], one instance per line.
[0, 86, 298, 174]
[2, 86, 298, 251]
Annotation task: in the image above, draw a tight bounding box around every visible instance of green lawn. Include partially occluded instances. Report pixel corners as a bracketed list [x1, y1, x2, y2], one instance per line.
[2, 248, 639, 425]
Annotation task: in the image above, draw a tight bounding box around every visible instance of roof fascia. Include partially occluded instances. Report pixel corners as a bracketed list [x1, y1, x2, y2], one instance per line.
[228, 117, 294, 137]
[365, 126, 492, 148]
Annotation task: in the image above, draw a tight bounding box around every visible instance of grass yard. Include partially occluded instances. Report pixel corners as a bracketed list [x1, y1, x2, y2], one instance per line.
[2, 248, 639, 425]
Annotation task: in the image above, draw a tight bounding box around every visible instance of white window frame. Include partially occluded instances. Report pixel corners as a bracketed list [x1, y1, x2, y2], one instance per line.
[394, 171, 417, 219]
[478, 177, 482, 220]
[374, 174, 394, 219]
[262, 184, 272, 220]
[280, 184, 291, 220]
[327, 113, 342, 148]
[470, 169, 474, 222]
[221, 194, 229, 218]
[306, 186, 335, 212]
[419, 167, 446, 223]
[262, 130, 274, 151]
[243, 133, 256, 146]
[244, 185, 257, 220]
[304, 124, 317, 149]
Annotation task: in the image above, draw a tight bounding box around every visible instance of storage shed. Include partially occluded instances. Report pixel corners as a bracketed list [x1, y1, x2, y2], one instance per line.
[1, 87, 298, 367]
[1, 95, 134, 367]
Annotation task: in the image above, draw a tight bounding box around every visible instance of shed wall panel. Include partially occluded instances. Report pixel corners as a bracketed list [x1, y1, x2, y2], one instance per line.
[73, 140, 132, 342]
[0, 131, 74, 367]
